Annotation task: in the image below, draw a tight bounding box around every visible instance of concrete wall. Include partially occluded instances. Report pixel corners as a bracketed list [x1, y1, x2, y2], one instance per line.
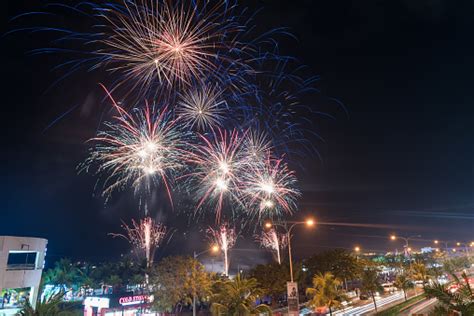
[0, 236, 48, 307]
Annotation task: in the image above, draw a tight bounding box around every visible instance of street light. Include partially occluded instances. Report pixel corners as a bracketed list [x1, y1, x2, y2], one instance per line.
[264, 218, 315, 282]
[192, 245, 219, 316]
[434, 240, 449, 252]
[354, 246, 361, 252]
[390, 234, 421, 254]
[454, 242, 471, 255]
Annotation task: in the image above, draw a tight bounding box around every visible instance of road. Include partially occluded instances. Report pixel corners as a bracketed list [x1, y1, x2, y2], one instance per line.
[333, 292, 405, 315]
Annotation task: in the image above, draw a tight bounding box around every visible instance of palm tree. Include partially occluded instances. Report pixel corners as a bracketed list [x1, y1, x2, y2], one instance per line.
[43, 259, 79, 289]
[18, 291, 65, 316]
[394, 273, 413, 301]
[306, 272, 348, 316]
[410, 261, 428, 284]
[360, 268, 383, 313]
[424, 272, 474, 315]
[211, 274, 272, 316]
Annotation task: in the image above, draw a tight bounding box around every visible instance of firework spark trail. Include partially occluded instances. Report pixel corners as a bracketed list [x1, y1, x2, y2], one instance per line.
[93, 0, 256, 96]
[241, 153, 300, 220]
[11, 0, 291, 102]
[208, 225, 237, 276]
[184, 128, 248, 222]
[110, 217, 167, 268]
[242, 130, 273, 167]
[177, 84, 227, 130]
[247, 58, 337, 161]
[257, 228, 288, 264]
[81, 88, 188, 205]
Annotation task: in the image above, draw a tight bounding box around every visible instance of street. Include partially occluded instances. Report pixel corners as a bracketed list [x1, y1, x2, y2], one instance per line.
[333, 292, 405, 315]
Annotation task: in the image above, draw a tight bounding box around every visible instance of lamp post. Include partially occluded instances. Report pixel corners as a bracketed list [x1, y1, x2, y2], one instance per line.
[434, 240, 449, 252]
[455, 242, 471, 255]
[354, 246, 361, 262]
[192, 245, 219, 316]
[390, 234, 421, 255]
[264, 218, 315, 282]
[390, 234, 420, 269]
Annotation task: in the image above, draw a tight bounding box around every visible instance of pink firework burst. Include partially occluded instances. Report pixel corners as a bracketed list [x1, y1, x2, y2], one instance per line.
[241, 153, 300, 220]
[82, 87, 188, 205]
[185, 128, 248, 222]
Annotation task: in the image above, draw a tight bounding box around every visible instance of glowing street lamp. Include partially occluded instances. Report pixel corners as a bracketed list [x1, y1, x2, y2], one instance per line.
[433, 240, 449, 252]
[390, 234, 420, 255]
[264, 218, 316, 282]
[354, 246, 361, 252]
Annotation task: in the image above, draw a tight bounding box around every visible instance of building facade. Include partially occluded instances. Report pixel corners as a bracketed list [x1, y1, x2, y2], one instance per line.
[0, 236, 48, 308]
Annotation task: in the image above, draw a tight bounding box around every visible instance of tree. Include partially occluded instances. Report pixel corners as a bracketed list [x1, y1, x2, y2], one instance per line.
[150, 256, 212, 313]
[248, 262, 289, 306]
[17, 291, 74, 316]
[394, 273, 413, 301]
[360, 268, 383, 313]
[304, 249, 363, 289]
[410, 261, 428, 284]
[210, 274, 271, 316]
[42, 259, 80, 289]
[306, 272, 348, 316]
[443, 256, 472, 274]
[424, 272, 474, 315]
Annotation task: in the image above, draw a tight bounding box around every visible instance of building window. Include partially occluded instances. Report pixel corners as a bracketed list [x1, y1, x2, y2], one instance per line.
[7, 251, 38, 270]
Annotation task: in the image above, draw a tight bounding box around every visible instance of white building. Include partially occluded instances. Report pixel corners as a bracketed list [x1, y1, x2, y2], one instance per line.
[0, 236, 48, 308]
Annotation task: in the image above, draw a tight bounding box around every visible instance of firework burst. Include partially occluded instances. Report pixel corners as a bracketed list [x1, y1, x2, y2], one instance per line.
[208, 224, 237, 276]
[241, 153, 299, 220]
[82, 90, 187, 204]
[257, 228, 288, 264]
[95, 0, 253, 95]
[177, 84, 227, 130]
[110, 217, 167, 268]
[185, 128, 247, 222]
[242, 129, 273, 166]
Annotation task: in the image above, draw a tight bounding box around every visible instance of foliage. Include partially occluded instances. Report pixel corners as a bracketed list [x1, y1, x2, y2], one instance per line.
[393, 273, 413, 301]
[424, 272, 474, 315]
[17, 291, 77, 316]
[150, 256, 212, 312]
[306, 272, 348, 316]
[360, 268, 384, 313]
[248, 262, 289, 305]
[210, 274, 271, 316]
[42, 257, 146, 293]
[304, 249, 363, 288]
[442, 256, 472, 274]
[410, 261, 428, 283]
[42, 259, 80, 289]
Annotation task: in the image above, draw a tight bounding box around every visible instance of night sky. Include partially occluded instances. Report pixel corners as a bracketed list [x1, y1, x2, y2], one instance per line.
[2, 1, 474, 267]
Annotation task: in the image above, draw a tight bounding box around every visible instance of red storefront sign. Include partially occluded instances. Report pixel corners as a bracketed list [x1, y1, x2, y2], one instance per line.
[118, 294, 149, 306]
